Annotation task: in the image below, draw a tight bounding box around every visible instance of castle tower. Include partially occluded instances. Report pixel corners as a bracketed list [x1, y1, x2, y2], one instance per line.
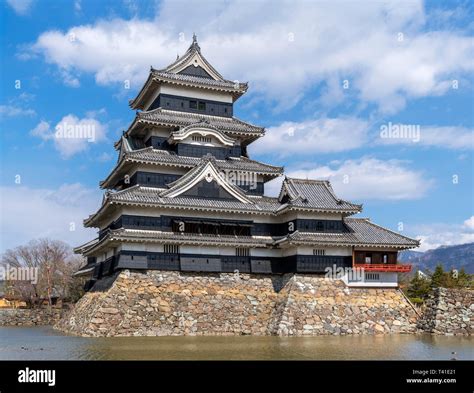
[74, 36, 418, 289]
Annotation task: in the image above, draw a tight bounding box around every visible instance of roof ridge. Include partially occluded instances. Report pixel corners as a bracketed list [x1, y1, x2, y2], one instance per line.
[285, 177, 330, 184]
[321, 180, 362, 209]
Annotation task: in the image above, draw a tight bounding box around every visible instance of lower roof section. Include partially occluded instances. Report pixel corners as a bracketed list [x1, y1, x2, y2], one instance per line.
[124, 108, 264, 145]
[76, 217, 419, 257]
[100, 147, 283, 189]
[275, 218, 419, 249]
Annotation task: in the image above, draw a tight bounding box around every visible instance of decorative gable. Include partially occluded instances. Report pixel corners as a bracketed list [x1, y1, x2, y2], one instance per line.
[160, 158, 253, 203]
[163, 34, 224, 81]
[168, 122, 236, 147]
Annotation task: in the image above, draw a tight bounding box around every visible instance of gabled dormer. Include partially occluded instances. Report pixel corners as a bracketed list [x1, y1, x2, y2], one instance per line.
[161, 155, 253, 203]
[278, 177, 362, 214]
[161, 34, 224, 80]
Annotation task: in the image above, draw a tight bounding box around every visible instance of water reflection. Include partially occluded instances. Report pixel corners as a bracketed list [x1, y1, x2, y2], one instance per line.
[0, 327, 472, 361]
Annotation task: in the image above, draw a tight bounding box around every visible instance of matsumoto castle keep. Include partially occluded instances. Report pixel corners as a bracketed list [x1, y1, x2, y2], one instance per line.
[75, 36, 419, 291]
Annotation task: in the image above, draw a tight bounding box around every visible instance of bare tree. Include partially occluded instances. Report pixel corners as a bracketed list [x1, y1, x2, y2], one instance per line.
[1, 239, 85, 307]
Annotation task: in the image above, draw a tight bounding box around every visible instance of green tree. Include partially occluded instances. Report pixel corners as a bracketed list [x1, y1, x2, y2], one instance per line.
[453, 268, 473, 289]
[407, 272, 431, 301]
[430, 264, 446, 288]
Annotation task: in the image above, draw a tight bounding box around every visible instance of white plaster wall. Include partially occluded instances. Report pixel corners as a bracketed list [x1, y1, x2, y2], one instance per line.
[143, 127, 171, 141]
[296, 246, 352, 256]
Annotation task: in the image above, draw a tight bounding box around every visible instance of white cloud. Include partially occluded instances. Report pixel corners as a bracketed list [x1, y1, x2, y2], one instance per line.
[249, 117, 368, 157]
[74, 0, 81, 13]
[463, 216, 474, 231]
[24, 1, 474, 112]
[282, 157, 434, 200]
[0, 105, 35, 118]
[377, 125, 474, 149]
[30, 114, 107, 158]
[6, 0, 34, 15]
[97, 152, 113, 162]
[30, 120, 52, 140]
[0, 184, 100, 252]
[414, 219, 474, 252]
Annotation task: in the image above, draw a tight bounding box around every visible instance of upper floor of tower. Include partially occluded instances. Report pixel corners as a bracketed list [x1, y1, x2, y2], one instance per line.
[129, 35, 248, 116]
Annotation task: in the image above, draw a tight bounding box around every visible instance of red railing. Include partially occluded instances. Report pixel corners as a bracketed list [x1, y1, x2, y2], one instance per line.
[356, 264, 412, 273]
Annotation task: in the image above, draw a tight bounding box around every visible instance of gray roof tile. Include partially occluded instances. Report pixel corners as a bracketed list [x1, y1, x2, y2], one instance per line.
[280, 178, 362, 213]
[278, 218, 419, 248]
[136, 108, 264, 135]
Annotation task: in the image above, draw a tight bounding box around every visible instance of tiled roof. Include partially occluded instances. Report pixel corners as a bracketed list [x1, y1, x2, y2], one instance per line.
[100, 147, 283, 188]
[279, 178, 362, 213]
[345, 218, 420, 247]
[151, 70, 247, 92]
[89, 174, 366, 226]
[85, 182, 362, 227]
[109, 228, 270, 247]
[159, 34, 225, 79]
[160, 155, 253, 204]
[108, 185, 273, 213]
[130, 36, 247, 109]
[277, 218, 419, 248]
[133, 108, 264, 136]
[130, 148, 281, 173]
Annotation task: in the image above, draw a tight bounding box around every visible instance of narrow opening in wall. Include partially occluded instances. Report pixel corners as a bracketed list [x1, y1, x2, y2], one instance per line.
[236, 248, 250, 257]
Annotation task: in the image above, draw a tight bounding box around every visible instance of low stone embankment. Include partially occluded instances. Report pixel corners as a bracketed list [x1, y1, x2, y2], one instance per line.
[0, 307, 64, 326]
[56, 270, 418, 337]
[418, 287, 473, 336]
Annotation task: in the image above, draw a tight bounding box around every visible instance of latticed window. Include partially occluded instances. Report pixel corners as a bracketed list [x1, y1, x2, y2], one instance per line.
[164, 244, 180, 254]
[192, 135, 212, 143]
[313, 249, 325, 256]
[236, 248, 250, 257]
[365, 273, 380, 281]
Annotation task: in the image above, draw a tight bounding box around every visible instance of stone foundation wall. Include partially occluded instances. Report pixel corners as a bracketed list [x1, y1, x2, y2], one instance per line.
[56, 270, 419, 337]
[0, 307, 64, 326]
[418, 287, 473, 336]
[277, 276, 417, 335]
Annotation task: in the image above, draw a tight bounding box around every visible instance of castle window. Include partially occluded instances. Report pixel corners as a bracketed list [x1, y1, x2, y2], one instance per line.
[164, 244, 180, 254]
[236, 248, 250, 257]
[192, 135, 212, 143]
[198, 101, 206, 111]
[189, 100, 197, 109]
[365, 273, 380, 281]
[313, 249, 325, 256]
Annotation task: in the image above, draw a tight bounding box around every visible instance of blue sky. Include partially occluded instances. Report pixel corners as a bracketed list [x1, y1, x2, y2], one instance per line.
[0, 0, 473, 252]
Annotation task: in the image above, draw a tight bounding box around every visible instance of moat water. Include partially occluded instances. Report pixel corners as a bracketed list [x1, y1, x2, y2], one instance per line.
[0, 327, 473, 360]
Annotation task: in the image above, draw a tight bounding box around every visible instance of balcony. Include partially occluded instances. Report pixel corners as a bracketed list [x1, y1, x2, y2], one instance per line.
[357, 263, 412, 273]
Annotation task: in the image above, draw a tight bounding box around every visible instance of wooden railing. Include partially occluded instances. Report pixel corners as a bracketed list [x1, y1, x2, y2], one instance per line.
[356, 264, 412, 272]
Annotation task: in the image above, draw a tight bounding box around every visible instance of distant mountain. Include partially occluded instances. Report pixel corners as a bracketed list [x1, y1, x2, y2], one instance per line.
[399, 243, 474, 274]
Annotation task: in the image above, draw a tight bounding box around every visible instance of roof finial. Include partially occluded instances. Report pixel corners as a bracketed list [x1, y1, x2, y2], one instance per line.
[191, 32, 200, 51]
